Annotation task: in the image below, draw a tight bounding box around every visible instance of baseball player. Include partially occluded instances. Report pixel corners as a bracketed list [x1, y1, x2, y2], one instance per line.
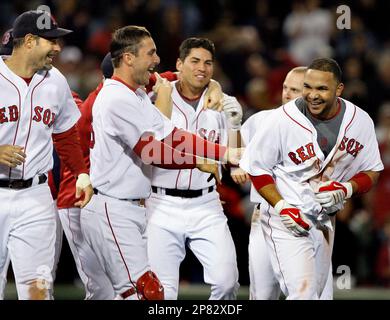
[238, 67, 307, 299]
[0, 28, 13, 300]
[54, 53, 115, 300]
[80, 26, 239, 300]
[240, 58, 383, 299]
[146, 37, 241, 300]
[0, 10, 93, 300]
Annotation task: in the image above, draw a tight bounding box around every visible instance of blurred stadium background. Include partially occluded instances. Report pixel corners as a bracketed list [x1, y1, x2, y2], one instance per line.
[1, 0, 390, 299]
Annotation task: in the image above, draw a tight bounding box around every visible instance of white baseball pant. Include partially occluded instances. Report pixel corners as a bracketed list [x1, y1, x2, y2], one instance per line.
[80, 193, 149, 299]
[146, 191, 239, 300]
[248, 205, 281, 299]
[259, 203, 332, 299]
[0, 183, 56, 299]
[59, 207, 115, 299]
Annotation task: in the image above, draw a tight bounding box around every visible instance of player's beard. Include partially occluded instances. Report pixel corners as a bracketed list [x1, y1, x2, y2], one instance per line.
[40, 52, 56, 70]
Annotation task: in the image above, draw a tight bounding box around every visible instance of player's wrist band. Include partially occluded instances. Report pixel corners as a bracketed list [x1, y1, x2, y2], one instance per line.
[249, 174, 275, 191]
[350, 172, 373, 195]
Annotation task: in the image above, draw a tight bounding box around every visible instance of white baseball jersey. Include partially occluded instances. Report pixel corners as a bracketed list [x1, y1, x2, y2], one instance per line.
[151, 81, 228, 189]
[241, 110, 274, 204]
[90, 78, 174, 199]
[0, 57, 80, 180]
[240, 98, 384, 219]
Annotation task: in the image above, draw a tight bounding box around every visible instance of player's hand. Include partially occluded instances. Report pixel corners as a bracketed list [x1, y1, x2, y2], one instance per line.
[231, 167, 249, 184]
[152, 72, 173, 95]
[196, 157, 221, 184]
[274, 199, 311, 237]
[75, 173, 94, 208]
[0, 144, 26, 168]
[222, 94, 243, 130]
[223, 147, 245, 166]
[314, 180, 353, 209]
[203, 79, 223, 111]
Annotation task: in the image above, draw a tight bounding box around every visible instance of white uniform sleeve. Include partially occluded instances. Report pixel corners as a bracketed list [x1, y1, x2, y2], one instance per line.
[150, 106, 174, 141]
[356, 116, 384, 172]
[220, 111, 229, 146]
[101, 93, 173, 149]
[52, 82, 81, 134]
[240, 113, 281, 177]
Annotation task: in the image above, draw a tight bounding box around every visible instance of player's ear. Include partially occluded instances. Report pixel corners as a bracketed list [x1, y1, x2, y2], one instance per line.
[335, 82, 344, 97]
[24, 34, 36, 49]
[122, 52, 134, 67]
[176, 58, 183, 72]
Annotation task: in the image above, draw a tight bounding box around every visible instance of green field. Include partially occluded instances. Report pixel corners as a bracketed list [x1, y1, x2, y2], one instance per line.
[4, 283, 390, 300]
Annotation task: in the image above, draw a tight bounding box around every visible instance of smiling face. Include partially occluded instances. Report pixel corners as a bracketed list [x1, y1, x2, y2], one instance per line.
[302, 69, 344, 119]
[129, 36, 160, 86]
[30, 36, 61, 71]
[176, 47, 213, 95]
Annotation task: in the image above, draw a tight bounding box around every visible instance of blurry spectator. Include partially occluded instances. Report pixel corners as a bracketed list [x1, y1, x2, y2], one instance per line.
[283, 0, 333, 65]
[375, 216, 390, 286]
[56, 46, 83, 91]
[370, 102, 390, 229]
[369, 51, 390, 123]
[341, 57, 369, 108]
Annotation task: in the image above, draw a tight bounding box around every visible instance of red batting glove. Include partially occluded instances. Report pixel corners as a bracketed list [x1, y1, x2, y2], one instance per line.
[315, 180, 353, 209]
[274, 200, 311, 237]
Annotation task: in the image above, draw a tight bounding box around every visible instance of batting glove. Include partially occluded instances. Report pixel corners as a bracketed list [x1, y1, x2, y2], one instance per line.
[275, 200, 311, 237]
[315, 180, 353, 209]
[222, 94, 243, 130]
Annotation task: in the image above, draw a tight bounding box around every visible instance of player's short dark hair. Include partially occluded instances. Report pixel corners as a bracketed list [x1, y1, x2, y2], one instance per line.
[308, 58, 342, 83]
[110, 25, 151, 68]
[179, 37, 215, 62]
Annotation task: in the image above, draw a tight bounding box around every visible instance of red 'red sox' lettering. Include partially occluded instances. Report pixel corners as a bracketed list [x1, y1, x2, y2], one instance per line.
[33, 106, 56, 128]
[198, 128, 220, 143]
[0, 105, 19, 124]
[338, 136, 364, 157]
[288, 143, 316, 165]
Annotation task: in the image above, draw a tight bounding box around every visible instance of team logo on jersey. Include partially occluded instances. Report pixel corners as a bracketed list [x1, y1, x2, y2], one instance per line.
[0, 105, 19, 123]
[288, 142, 316, 165]
[198, 128, 220, 143]
[0, 105, 55, 127]
[338, 136, 364, 157]
[33, 106, 56, 127]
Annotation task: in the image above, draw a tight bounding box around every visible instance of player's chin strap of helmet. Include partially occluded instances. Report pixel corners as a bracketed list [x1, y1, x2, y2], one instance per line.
[120, 271, 164, 300]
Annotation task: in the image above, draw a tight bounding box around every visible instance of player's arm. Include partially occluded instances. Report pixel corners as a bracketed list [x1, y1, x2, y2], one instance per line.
[52, 125, 93, 208]
[250, 174, 311, 237]
[133, 130, 241, 167]
[315, 170, 380, 209]
[148, 72, 224, 111]
[222, 94, 249, 184]
[133, 133, 221, 178]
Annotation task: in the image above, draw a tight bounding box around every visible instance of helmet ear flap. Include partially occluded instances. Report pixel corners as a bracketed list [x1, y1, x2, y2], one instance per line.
[136, 271, 164, 300]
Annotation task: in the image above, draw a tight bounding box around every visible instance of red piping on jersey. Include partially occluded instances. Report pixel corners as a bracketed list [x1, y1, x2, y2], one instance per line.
[22, 71, 48, 178]
[173, 100, 189, 189]
[283, 105, 313, 134]
[177, 88, 201, 102]
[266, 203, 288, 291]
[104, 202, 137, 289]
[344, 102, 357, 133]
[111, 76, 137, 92]
[0, 73, 22, 179]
